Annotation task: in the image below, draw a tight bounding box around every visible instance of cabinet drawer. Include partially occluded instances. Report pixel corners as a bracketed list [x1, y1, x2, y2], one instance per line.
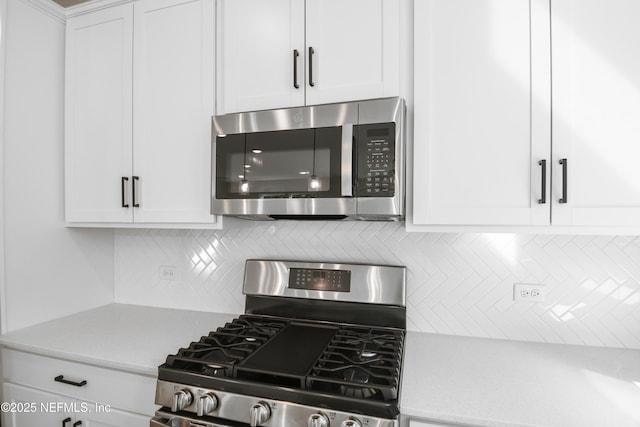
[1, 349, 157, 416]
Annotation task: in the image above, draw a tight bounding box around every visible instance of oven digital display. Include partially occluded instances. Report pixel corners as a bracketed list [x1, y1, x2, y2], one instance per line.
[288, 268, 351, 292]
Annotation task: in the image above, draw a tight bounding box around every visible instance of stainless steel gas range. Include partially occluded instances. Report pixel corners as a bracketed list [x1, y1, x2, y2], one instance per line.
[151, 259, 407, 427]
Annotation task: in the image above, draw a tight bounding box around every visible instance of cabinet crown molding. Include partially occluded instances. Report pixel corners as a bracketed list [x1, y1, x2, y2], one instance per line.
[64, 0, 132, 17]
[19, 0, 66, 22]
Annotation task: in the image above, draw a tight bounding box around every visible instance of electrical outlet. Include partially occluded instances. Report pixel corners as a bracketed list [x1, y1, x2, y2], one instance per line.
[514, 283, 546, 302]
[159, 266, 178, 281]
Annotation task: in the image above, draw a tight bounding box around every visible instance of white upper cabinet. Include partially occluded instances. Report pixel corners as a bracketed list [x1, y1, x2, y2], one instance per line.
[133, 0, 215, 224]
[216, 0, 305, 113]
[216, 0, 400, 114]
[551, 0, 640, 227]
[305, 0, 400, 106]
[412, 0, 551, 226]
[65, 0, 219, 227]
[65, 4, 133, 223]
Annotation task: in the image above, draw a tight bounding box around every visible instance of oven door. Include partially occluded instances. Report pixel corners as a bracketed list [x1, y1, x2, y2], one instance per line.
[151, 410, 247, 427]
[212, 102, 357, 218]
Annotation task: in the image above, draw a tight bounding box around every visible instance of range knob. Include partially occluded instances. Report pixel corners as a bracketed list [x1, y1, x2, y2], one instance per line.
[249, 401, 271, 426]
[308, 412, 330, 427]
[171, 389, 193, 412]
[196, 392, 219, 416]
[341, 417, 362, 427]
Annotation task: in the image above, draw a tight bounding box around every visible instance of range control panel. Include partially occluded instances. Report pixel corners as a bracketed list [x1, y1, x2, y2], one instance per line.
[288, 268, 352, 292]
[355, 122, 396, 197]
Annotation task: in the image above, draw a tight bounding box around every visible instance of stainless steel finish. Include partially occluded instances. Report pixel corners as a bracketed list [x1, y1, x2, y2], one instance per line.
[242, 260, 406, 307]
[308, 412, 330, 427]
[150, 417, 167, 427]
[341, 124, 353, 197]
[155, 380, 399, 427]
[196, 393, 218, 417]
[249, 402, 271, 426]
[171, 389, 192, 412]
[342, 418, 363, 427]
[152, 410, 242, 427]
[211, 97, 405, 221]
[213, 197, 357, 218]
[213, 102, 358, 135]
[356, 97, 405, 219]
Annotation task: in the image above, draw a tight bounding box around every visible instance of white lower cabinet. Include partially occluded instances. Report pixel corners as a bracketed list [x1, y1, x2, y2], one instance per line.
[3, 383, 149, 427]
[1, 349, 155, 426]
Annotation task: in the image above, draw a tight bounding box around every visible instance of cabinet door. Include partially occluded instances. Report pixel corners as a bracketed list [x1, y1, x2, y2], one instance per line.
[412, 0, 551, 226]
[133, 0, 217, 224]
[65, 4, 134, 223]
[80, 405, 149, 427]
[3, 382, 73, 427]
[551, 0, 640, 226]
[217, 0, 305, 113]
[305, 0, 400, 105]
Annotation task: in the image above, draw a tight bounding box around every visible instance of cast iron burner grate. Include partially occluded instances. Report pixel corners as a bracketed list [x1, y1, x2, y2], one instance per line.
[162, 316, 403, 403]
[164, 315, 288, 376]
[307, 326, 404, 401]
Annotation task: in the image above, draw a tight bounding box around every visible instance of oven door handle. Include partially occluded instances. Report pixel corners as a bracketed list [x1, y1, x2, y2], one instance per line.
[151, 412, 237, 427]
[341, 124, 354, 197]
[150, 417, 170, 427]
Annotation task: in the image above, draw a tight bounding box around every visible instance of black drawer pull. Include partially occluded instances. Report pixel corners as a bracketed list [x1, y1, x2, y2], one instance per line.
[62, 417, 71, 427]
[55, 375, 87, 387]
[73, 422, 83, 427]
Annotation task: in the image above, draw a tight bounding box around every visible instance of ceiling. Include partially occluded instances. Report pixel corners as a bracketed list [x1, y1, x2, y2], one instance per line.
[52, 0, 92, 7]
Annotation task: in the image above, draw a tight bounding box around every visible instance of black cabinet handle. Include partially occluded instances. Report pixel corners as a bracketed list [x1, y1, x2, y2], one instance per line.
[55, 375, 87, 387]
[308, 46, 315, 87]
[538, 159, 546, 204]
[73, 422, 83, 427]
[121, 177, 129, 208]
[293, 49, 300, 89]
[62, 417, 72, 427]
[559, 158, 568, 204]
[132, 176, 140, 207]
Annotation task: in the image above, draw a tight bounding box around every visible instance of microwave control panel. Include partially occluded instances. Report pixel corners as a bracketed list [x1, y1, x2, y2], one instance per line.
[355, 123, 396, 197]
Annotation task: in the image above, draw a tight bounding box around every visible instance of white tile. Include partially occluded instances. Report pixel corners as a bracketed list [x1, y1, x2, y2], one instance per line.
[114, 222, 640, 349]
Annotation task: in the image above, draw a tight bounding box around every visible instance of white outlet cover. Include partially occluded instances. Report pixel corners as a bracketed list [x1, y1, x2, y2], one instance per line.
[514, 283, 546, 302]
[159, 266, 179, 281]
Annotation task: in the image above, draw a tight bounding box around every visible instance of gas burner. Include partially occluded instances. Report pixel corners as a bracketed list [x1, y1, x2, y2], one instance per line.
[339, 367, 378, 398]
[359, 350, 378, 359]
[344, 367, 369, 384]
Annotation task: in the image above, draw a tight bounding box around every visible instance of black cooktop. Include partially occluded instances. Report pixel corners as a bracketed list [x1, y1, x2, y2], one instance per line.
[159, 314, 404, 418]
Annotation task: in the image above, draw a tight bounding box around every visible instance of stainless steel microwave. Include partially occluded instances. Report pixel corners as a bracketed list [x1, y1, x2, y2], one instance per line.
[211, 97, 405, 220]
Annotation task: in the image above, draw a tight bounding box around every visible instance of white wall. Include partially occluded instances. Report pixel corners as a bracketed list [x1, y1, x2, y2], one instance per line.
[115, 219, 640, 349]
[1, 0, 114, 332]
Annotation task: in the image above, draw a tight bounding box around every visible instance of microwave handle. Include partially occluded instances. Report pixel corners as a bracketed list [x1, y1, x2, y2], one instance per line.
[341, 124, 353, 197]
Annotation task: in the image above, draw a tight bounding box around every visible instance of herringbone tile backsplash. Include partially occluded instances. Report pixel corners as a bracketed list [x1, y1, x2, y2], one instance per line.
[114, 218, 640, 349]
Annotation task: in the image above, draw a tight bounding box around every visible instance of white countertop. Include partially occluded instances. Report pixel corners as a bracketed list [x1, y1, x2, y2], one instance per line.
[401, 331, 640, 427]
[0, 304, 236, 376]
[1, 305, 639, 426]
